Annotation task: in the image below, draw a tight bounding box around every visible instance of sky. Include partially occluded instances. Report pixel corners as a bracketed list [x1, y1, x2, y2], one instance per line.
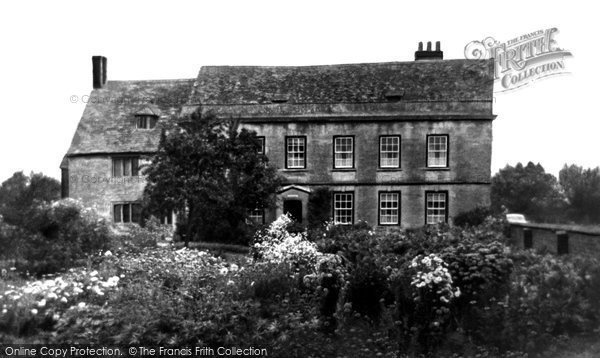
[0, 0, 597, 182]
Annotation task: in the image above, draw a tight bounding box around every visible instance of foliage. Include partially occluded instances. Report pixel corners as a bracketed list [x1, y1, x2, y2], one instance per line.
[10, 199, 112, 276]
[454, 206, 492, 228]
[0, 265, 120, 337]
[406, 254, 460, 351]
[491, 162, 566, 222]
[559, 164, 600, 224]
[143, 111, 284, 246]
[307, 187, 332, 230]
[2, 212, 600, 357]
[111, 216, 173, 253]
[500, 252, 600, 353]
[0, 172, 60, 228]
[252, 214, 322, 271]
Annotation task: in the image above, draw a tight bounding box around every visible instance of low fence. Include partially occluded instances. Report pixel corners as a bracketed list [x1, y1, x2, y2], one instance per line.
[508, 222, 600, 257]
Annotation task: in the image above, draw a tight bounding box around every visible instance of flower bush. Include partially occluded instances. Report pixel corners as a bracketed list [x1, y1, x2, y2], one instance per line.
[2, 210, 599, 357]
[252, 214, 322, 271]
[0, 267, 120, 337]
[403, 254, 460, 352]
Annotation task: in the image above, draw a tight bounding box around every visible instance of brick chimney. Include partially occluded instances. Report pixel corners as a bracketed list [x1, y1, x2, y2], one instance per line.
[414, 41, 443, 61]
[92, 56, 107, 89]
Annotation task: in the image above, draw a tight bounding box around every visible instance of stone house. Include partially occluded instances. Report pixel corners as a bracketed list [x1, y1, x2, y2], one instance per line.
[62, 42, 495, 228]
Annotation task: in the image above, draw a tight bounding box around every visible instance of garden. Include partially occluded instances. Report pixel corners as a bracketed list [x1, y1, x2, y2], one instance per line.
[1, 199, 600, 357]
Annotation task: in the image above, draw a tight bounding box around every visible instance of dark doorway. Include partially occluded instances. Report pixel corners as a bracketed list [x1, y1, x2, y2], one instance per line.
[523, 229, 533, 249]
[283, 200, 303, 223]
[557, 232, 569, 255]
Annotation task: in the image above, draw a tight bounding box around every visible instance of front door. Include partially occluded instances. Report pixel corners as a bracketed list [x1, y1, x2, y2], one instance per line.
[283, 200, 303, 223]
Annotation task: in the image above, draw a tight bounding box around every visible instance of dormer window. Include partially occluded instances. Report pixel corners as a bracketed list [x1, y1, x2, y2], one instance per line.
[136, 115, 158, 129]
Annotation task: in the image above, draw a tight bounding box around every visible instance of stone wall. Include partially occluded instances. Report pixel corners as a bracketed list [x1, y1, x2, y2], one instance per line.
[65, 119, 492, 228]
[67, 156, 147, 220]
[245, 120, 492, 228]
[510, 223, 600, 257]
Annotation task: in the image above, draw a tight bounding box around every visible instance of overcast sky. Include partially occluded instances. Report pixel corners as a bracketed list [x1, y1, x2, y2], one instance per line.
[0, 0, 597, 182]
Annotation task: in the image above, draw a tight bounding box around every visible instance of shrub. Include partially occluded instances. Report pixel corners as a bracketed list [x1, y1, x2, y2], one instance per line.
[112, 216, 173, 253]
[345, 257, 388, 321]
[15, 199, 112, 276]
[252, 214, 321, 271]
[393, 254, 460, 353]
[307, 187, 331, 230]
[0, 220, 29, 262]
[500, 252, 600, 353]
[237, 261, 300, 302]
[454, 206, 492, 228]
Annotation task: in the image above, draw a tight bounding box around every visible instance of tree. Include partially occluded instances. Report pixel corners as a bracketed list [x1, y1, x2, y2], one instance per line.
[491, 162, 566, 222]
[559, 164, 600, 224]
[0, 171, 61, 227]
[143, 111, 284, 245]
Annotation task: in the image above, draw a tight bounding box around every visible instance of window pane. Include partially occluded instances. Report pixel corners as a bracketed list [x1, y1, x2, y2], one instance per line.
[113, 159, 123, 177]
[248, 208, 264, 224]
[427, 135, 448, 167]
[149, 117, 157, 129]
[123, 159, 132, 176]
[333, 193, 353, 225]
[123, 204, 131, 223]
[132, 158, 139, 176]
[131, 204, 142, 223]
[257, 138, 265, 154]
[380, 136, 400, 168]
[334, 137, 353, 168]
[113, 205, 122, 223]
[379, 192, 399, 225]
[426, 192, 447, 224]
[286, 137, 305, 168]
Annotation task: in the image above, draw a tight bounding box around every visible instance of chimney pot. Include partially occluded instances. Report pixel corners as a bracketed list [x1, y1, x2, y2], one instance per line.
[92, 56, 107, 89]
[415, 41, 444, 61]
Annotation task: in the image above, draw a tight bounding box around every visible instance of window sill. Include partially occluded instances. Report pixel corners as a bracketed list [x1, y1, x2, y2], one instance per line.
[377, 168, 402, 172]
[423, 167, 450, 171]
[281, 168, 308, 173]
[331, 168, 356, 172]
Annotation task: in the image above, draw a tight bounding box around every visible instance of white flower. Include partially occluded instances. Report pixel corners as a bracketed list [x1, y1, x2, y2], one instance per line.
[89, 270, 98, 277]
[104, 250, 113, 257]
[1, 309, 7, 314]
[47, 292, 58, 300]
[230, 264, 239, 272]
[77, 302, 86, 309]
[31, 309, 38, 315]
[226, 280, 235, 286]
[60, 297, 68, 303]
[219, 267, 228, 275]
[37, 299, 47, 307]
[454, 288, 461, 297]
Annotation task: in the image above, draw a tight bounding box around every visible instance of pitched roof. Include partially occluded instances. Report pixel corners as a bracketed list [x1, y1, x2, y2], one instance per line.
[65, 58, 494, 156]
[189, 59, 494, 105]
[66, 79, 194, 155]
